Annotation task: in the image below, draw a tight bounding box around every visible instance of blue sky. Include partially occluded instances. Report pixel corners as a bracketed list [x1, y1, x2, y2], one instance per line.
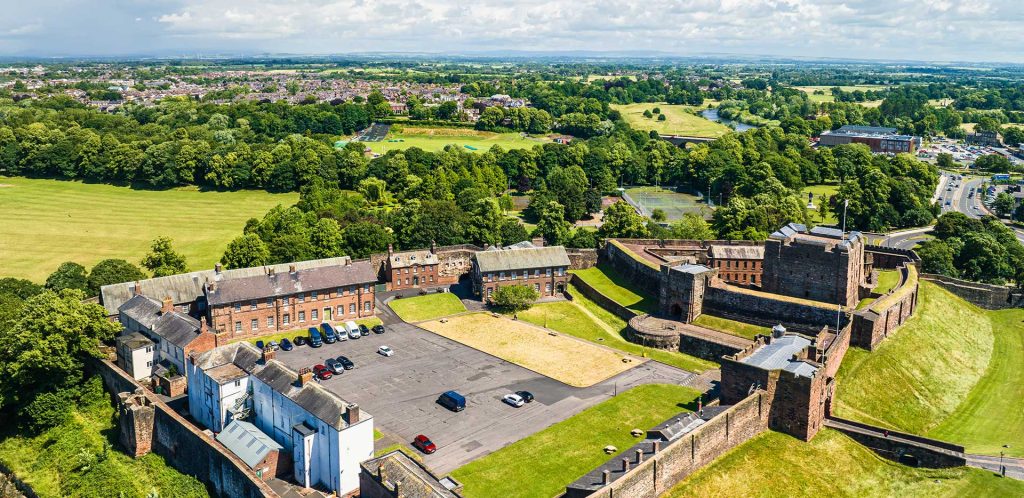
[1, 0, 1022, 62]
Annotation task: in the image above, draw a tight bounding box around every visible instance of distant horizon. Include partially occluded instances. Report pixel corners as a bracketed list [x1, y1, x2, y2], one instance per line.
[2, 1, 1023, 64]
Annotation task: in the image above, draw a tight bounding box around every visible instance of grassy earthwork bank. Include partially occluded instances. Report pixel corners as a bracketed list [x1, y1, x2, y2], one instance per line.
[611, 103, 732, 138]
[691, 314, 769, 340]
[452, 384, 702, 498]
[387, 292, 467, 322]
[242, 316, 384, 346]
[360, 126, 548, 154]
[835, 281, 1024, 457]
[0, 378, 209, 498]
[571, 263, 656, 314]
[0, 176, 297, 282]
[664, 428, 1024, 497]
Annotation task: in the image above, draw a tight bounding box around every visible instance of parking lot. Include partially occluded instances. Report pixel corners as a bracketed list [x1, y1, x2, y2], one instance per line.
[272, 319, 704, 474]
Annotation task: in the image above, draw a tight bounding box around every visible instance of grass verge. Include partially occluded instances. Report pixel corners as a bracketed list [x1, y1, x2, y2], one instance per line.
[388, 292, 467, 322]
[242, 316, 383, 346]
[692, 314, 769, 340]
[452, 384, 701, 498]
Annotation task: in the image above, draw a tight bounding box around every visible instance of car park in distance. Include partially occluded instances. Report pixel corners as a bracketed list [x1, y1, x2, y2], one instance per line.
[280, 338, 293, 351]
[515, 390, 534, 403]
[503, 393, 525, 407]
[313, 364, 332, 380]
[377, 345, 394, 357]
[412, 435, 436, 454]
[335, 356, 355, 369]
[372, 324, 385, 334]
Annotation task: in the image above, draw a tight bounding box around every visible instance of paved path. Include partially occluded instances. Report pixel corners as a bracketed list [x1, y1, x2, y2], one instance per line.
[966, 453, 1024, 480]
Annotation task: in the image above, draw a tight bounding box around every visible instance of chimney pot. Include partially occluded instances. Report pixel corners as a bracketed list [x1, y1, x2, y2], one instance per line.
[388, 244, 394, 256]
[268, 267, 275, 276]
[653, 440, 660, 453]
[622, 458, 630, 473]
[161, 296, 174, 314]
[347, 403, 360, 423]
[601, 469, 610, 485]
[215, 263, 223, 274]
[133, 281, 141, 296]
[262, 347, 276, 364]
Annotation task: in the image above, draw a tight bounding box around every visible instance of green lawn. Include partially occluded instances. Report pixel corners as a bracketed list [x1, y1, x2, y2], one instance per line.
[571, 263, 657, 314]
[0, 378, 208, 498]
[564, 285, 715, 372]
[388, 292, 467, 322]
[835, 281, 1024, 456]
[452, 384, 702, 498]
[873, 270, 901, 295]
[243, 316, 384, 346]
[361, 126, 547, 154]
[0, 176, 296, 282]
[802, 183, 839, 224]
[692, 314, 769, 340]
[611, 103, 732, 138]
[665, 428, 1023, 498]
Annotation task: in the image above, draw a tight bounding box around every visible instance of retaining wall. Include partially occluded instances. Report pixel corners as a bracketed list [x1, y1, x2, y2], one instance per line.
[920, 273, 1024, 309]
[851, 264, 919, 350]
[602, 240, 662, 296]
[567, 249, 599, 270]
[703, 286, 847, 332]
[824, 417, 967, 468]
[569, 274, 637, 321]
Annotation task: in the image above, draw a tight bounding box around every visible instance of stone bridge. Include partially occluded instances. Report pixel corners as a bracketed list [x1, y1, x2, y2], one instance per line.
[659, 135, 717, 147]
[823, 416, 967, 468]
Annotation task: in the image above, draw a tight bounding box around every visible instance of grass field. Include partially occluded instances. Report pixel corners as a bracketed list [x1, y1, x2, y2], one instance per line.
[802, 183, 839, 224]
[873, 270, 901, 295]
[0, 176, 296, 282]
[361, 126, 547, 154]
[452, 384, 701, 498]
[692, 314, 769, 340]
[624, 186, 711, 221]
[612, 103, 732, 138]
[418, 312, 639, 387]
[835, 281, 1024, 457]
[387, 292, 467, 322]
[571, 264, 657, 314]
[792, 85, 890, 105]
[665, 428, 1023, 498]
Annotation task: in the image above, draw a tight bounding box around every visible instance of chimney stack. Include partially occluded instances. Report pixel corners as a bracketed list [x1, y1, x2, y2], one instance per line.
[267, 267, 275, 276]
[133, 281, 141, 296]
[388, 244, 394, 257]
[215, 263, 222, 274]
[621, 458, 630, 473]
[298, 367, 313, 386]
[161, 296, 174, 314]
[653, 440, 660, 453]
[262, 346, 276, 364]
[430, 240, 436, 254]
[288, 264, 296, 274]
[347, 403, 360, 423]
[601, 470, 610, 485]
[636, 448, 644, 463]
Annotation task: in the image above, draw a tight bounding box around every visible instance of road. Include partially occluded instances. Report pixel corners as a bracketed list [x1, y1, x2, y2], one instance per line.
[966, 453, 1024, 481]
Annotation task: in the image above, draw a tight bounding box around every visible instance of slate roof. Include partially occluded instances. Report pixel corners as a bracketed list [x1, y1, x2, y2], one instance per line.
[739, 334, 819, 378]
[474, 244, 570, 273]
[216, 420, 282, 469]
[100, 257, 355, 315]
[116, 331, 155, 350]
[769, 222, 862, 250]
[389, 249, 439, 269]
[709, 245, 765, 260]
[361, 450, 461, 498]
[206, 261, 377, 306]
[119, 294, 204, 349]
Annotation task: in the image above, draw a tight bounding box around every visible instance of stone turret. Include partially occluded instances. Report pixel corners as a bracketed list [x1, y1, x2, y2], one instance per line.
[117, 388, 155, 458]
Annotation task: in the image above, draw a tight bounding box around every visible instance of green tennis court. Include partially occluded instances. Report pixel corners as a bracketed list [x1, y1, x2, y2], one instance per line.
[623, 186, 711, 220]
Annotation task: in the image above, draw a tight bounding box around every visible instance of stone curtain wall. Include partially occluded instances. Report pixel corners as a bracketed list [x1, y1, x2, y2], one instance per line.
[852, 265, 919, 349]
[579, 391, 770, 498]
[568, 274, 636, 321]
[920, 273, 1024, 309]
[602, 240, 662, 295]
[566, 248, 599, 270]
[91, 359, 277, 498]
[703, 286, 847, 333]
[865, 245, 921, 268]
[824, 417, 967, 468]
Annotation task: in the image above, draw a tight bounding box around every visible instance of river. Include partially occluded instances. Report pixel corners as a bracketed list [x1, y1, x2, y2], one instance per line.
[700, 109, 757, 132]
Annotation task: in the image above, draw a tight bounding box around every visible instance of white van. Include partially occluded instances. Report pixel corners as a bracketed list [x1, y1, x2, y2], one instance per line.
[345, 320, 361, 339]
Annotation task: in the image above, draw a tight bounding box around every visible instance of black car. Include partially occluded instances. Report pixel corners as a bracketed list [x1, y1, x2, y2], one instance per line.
[372, 324, 386, 334]
[280, 338, 294, 351]
[294, 336, 308, 346]
[515, 390, 534, 403]
[359, 324, 370, 336]
[335, 356, 355, 370]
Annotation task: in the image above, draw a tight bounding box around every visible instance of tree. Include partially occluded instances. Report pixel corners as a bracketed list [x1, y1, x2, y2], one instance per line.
[936, 152, 956, 169]
[598, 201, 650, 239]
[44, 262, 89, 293]
[491, 284, 540, 312]
[657, 114, 667, 121]
[974, 154, 1012, 173]
[499, 219, 529, 245]
[87, 259, 147, 296]
[341, 221, 394, 259]
[547, 166, 589, 221]
[221, 234, 271, 269]
[993, 192, 1016, 218]
[671, 213, 715, 239]
[643, 109, 653, 119]
[141, 236, 188, 277]
[309, 218, 345, 258]
[917, 240, 957, 277]
[651, 209, 667, 223]
[535, 201, 571, 246]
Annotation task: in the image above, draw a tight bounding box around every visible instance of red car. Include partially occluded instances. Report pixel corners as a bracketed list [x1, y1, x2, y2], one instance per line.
[313, 364, 332, 380]
[412, 434, 436, 454]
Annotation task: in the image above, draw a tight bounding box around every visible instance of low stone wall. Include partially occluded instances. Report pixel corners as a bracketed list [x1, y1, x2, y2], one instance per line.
[676, 333, 745, 362]
[91, 359, 277, 498]
[703, 286, 847, 333]
[920, 273, 1024, 309]
[865, 245, 920, 268]
[569, 274, 637, 321]
[568, 391, 770, 498]
[824, 417, 967, 468]
[0, 462, 34, 498]
[567, 248, 599, 270]
[852, 264, 919, 350]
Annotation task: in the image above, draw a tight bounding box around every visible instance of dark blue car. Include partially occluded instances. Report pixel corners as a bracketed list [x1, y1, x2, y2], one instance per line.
[308, 327, 323, 348]
[255, 340, 265, 350]
[280, 338, 293, 351]
[320, 322, 339, 344]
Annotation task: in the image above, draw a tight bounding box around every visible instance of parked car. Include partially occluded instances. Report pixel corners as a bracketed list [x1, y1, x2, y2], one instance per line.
[280, 338, 293, 351]
[437, 391, 465, 412]
[503, 393, 525, 407]
[377, 345, 394, 357]
[372, 324, 386, 334]
[294, 336, 307, 346]
[326, 359, 345, 375]
[412, 434, 437, 454]
[359, 324, 370, 336]
[313, 364, 332, 380]
[308, 327, 323, 348]
[255, 340, 265, 350]
[515, 390, 534, 403]
[335, 356, 355, 370]
[267, 340, 280, 351]
[345, 320, 361, 339]
[321, 322, 338, 344]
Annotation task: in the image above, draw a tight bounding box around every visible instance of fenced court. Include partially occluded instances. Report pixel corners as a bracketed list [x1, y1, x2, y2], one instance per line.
[623, 186, 712, 220]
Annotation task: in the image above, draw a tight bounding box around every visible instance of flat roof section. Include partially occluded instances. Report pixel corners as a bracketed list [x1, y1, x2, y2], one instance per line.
[739, 335, 818, 378]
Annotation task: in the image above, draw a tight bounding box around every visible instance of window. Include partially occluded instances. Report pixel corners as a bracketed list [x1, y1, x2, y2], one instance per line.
[511, 271, 517, 280]
[234, 303, 241, 312]
[500, 272, 506, 280]
[429, 275, 434, 283]
[546, 268, 552, 277]
[534, 269, 540, 277]
[298, 311, 306, 322]
[234, 380, 241, 387]
[557, 267, 564, 276]
[364, 301, 371, 312]
[337, 305, 344, 315]
[267, 316, 275, 327]
[311, 309, 318, 321]
[413, 266, 418, 274]
[363, 284, 370, 292]
[251, 319, 258, 330]
[523, 270, 528, 279]
[545, 282, 552, 293]
[311, 291, 318, 300]
[404, 268, 409, 274]
[337, 287, 344, 296]
[145, 346, 152, 353]
[146, 360, 153, 368]
[534, 283, 540, 292]
[297, 293, 305, 303]
[405, 278, 410, 285]
[349, 303, 356, 314]
[283, 314, 290, 325]
[234, 321, 242, 332]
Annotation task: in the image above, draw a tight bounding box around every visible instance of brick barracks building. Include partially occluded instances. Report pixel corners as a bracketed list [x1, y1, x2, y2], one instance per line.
[204, 259, 378, 341]
[386, 243, 442, 290]
[707, 245, 765, 286]
[472, 242, 571, 302]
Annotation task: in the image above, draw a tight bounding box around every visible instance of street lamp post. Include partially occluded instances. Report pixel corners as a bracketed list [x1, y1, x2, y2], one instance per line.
[1001, 444, 1010, 477]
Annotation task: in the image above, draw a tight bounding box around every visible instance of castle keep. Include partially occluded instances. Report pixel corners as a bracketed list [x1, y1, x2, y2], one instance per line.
[761, 224, 869, 309]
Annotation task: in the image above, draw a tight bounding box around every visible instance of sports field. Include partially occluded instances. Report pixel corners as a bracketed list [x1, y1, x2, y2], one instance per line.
[835, 281, 1024, 457]
[360, 126, 548, 154]
[0, 176, 296, 282]
[792, 85, 890, 105]
[623, 186, 711, 220]
[612, 103, 732, 138]
[665, 428, 1023, 497]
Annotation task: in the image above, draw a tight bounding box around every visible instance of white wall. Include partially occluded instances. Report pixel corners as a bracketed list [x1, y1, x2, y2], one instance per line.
[126, 345, 156, 380]
[186, 363, 250, 433]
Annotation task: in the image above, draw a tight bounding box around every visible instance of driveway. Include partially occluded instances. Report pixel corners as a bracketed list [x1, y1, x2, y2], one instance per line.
[272, 320, 708, 474]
